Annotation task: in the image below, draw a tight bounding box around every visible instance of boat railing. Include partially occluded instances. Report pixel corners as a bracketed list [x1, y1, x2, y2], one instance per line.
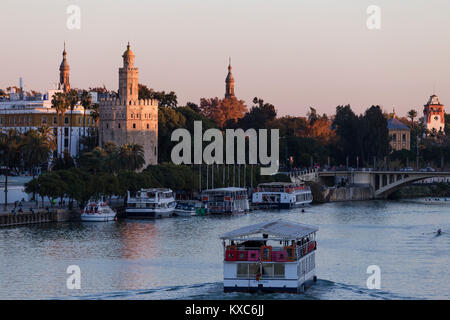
[224, 242, 317, 262]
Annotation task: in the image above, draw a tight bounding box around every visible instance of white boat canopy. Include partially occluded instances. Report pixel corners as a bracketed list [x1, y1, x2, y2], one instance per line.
[220, 219, 318, 241]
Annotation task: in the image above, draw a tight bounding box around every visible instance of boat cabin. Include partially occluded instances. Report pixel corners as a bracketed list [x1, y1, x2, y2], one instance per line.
[220, 219, 318, 293]
[201, 187, 249, 214]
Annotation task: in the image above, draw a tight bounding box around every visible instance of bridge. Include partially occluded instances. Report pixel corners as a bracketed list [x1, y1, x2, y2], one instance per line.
[288, 169, 450, 199]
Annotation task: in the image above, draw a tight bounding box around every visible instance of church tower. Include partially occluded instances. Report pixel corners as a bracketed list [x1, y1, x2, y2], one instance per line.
[118, 42, 139, 103]
[59, 42, 70, 92]
[423, 94, 445, 135]
[225, 58, 235, 99]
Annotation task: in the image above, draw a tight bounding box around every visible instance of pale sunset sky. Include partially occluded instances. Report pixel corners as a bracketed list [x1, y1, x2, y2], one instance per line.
[1, 0, 450, 117]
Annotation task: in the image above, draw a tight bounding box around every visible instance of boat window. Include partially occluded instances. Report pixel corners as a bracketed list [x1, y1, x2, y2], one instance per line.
[261, 264, 274, 278]
[237, 264, 248, 278]
[248, 263, 259, 277]
[274, 264, 285, 277]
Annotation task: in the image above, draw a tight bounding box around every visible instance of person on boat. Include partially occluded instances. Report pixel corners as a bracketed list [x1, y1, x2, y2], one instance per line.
[301, 208, 305, 213]
[437, 229, 442, 235]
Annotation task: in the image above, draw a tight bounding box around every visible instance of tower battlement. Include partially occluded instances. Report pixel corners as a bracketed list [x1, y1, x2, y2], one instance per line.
[100, 98, 159, 107]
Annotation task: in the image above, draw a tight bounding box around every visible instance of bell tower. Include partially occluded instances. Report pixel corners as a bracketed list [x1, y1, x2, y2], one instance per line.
[119, 42, 139, 103]
[423, 94, 445, 135]
[225, 58, 235, 99]
[59, 42, 70, 92]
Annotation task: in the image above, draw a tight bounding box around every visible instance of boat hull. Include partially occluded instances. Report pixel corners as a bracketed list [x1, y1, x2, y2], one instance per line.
[81, 213, 116, 222]
[125, 208, 174, 219]
[174, 209, 196, 217]
[224, 271, 316, 293]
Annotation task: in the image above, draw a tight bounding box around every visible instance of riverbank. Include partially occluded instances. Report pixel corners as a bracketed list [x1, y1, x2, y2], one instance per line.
[0, 208, 78, 227]
[390, 182, 450, 199]
[307, 181, 373, 203]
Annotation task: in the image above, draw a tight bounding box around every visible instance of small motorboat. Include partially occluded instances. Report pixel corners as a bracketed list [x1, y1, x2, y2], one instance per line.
[174, 202, 197, 217]
[81, 200, 117, 222]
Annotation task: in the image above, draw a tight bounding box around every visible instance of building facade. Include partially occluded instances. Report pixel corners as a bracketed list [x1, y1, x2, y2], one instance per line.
[0, 45, 94, 157]
[423, 94, 445, 135]
[388, 112, 410, 151]
[99, 44, 158, 167]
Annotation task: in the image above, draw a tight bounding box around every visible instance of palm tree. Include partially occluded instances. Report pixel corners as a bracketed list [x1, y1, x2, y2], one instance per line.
[22, 129, 52, 200]
[117, 143, 145, 171]
[0, 129, 22, 209]
[90, 103, 100, 147]
[38, 126, 57, 152]
[407, 109, 417, 127]
[80, 90, 92, 151]
[66, 89, 79, 156]
[51, 92, 68, 157]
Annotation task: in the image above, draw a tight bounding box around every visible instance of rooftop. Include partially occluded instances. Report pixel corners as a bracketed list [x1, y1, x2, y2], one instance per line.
[220, 219, 319, 240]
[387, 117, 410, 131]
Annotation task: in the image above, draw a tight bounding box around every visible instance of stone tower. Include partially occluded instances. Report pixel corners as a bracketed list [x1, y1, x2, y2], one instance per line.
[99, 43, 159, 169]
[225, 58, 235, 99]
[59, 42, 70, 92]
[423, 94, 445, 135]
[119, 43, 139, 102]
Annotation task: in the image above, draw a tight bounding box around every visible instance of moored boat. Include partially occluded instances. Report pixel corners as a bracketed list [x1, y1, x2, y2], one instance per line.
[126, 188, 176, 219]
[252, 182, 313, 209]
[220, 219, 318, 293]
[201, 187, 249, 214]
[174, 201, 201, 217]
[81, 200, 117, 222]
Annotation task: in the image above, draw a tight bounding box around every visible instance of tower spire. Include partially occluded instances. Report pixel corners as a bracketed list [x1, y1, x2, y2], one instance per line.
[59, 42, 70, 92]
[225, 57, 235, 99]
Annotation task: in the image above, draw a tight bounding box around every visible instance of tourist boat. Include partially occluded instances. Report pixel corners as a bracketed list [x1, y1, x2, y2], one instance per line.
[126, 188, 176, 219]
[220, 219, 318, 293]
[201, 187, 249, 214]
[81, 200, 117, 222]
[252, 182, 313, 209]
[174, 201, 202, 217]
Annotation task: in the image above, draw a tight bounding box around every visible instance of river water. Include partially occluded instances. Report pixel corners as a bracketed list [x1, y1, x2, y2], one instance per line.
[0, 199, 449, 300]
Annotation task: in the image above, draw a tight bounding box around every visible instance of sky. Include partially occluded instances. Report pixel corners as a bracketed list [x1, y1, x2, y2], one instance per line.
[1, 0, 450, 117]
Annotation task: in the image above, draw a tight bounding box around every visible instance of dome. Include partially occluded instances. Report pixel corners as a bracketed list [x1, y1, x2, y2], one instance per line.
[122, 42, 135, 58]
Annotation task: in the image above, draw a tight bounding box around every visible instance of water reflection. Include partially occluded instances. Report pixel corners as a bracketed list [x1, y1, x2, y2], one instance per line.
[0, 199, 449, 299]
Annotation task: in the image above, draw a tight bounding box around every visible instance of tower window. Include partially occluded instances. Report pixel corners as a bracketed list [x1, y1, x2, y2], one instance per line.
[64, 117, 69, 124]
[147, 124, 149, 129]
[133, 123, 136, 129]
[106, 123, 109, 129]
[118, 123, 121, 129]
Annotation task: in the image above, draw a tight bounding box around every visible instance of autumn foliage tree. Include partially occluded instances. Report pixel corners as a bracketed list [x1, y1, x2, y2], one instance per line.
[199, 96, 247, 128]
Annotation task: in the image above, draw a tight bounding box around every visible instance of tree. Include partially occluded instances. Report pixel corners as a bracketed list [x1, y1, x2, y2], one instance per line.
[407, 109, 418, 127]
[307, 107, 319, 125]
[362, 105, 390, 165]
[233, 97, 277, 130]
[80, 90, 92, 151]
[139, 84, 178, 107]
[66, 89, 79, 156]
[22, 129, 52, 200]
[0, 129, 22, 209]
[117, 143, 145, 171]
[200, 97, 247, 128]
[51, 92, 68, 156]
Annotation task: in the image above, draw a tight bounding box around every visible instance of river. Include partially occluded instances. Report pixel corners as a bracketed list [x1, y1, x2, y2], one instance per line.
[0, 199, 449, 300]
